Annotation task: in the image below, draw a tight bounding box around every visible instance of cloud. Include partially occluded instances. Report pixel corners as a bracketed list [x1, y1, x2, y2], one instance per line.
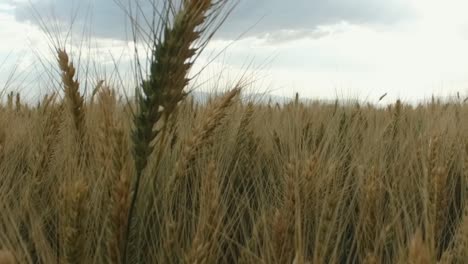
[12, 0, 414, 42]
[221, 0, 413, 39]
[254, 22, 354, 44]
[14, 0, 133, 41]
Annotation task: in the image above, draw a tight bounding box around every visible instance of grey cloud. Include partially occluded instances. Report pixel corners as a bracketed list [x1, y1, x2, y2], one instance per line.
[14, 0, 134, 40]
[221, 0, 413, 39]
[13, 0, 413, 41]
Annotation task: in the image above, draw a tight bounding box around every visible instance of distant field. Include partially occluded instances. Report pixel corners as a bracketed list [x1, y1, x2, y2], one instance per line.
[1, 1, 468, 264]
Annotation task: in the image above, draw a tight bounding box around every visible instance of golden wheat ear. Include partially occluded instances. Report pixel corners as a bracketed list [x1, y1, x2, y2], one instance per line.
[172, 87, 241, 182]
[57, 49, 85, 139]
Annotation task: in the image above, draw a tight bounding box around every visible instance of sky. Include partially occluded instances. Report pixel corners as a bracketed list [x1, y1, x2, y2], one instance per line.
[1, 0, 468, 104]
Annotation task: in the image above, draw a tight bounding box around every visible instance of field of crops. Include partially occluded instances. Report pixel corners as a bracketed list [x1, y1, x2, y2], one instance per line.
[1, 1, 468, 263]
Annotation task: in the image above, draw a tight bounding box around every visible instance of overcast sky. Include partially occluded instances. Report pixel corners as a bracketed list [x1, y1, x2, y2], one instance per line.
[2, 0, 468, 103]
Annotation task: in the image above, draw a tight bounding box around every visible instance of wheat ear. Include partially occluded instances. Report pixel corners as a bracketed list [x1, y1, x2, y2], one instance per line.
[57, 49, 85, 141]
[408, 229, 431, 264]
[185, 160, 222, 264]
[127, 0, 231, 261]
[172, 87, 240, 181]
[59, 180, 89, 264]
[0, 250, 15, 264]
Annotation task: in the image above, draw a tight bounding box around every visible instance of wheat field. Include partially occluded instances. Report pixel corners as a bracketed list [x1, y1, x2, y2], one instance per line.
[1, 0, 468, 263]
